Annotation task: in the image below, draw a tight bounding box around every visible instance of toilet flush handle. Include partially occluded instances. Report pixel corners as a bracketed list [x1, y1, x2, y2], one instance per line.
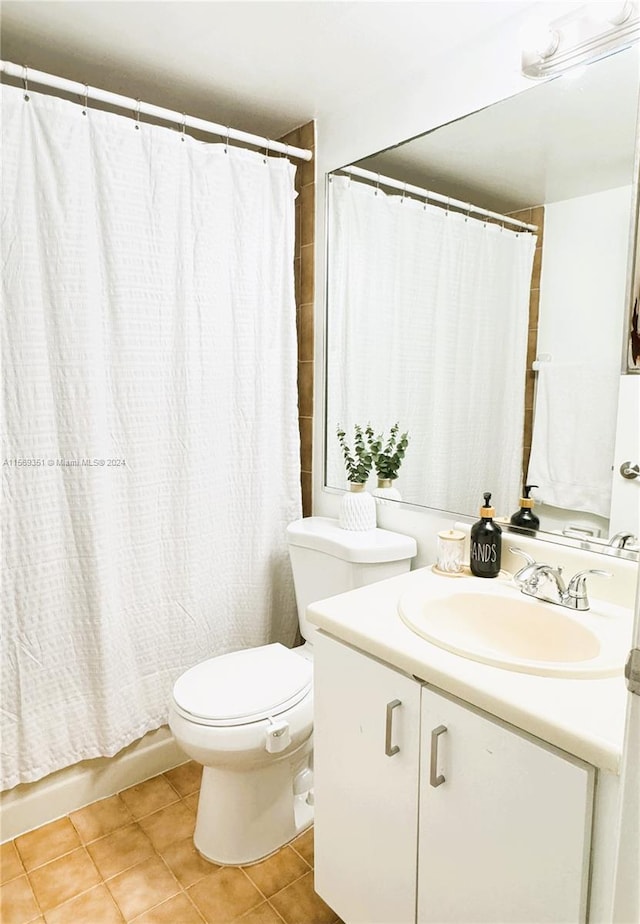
[265, 718, 291, 753]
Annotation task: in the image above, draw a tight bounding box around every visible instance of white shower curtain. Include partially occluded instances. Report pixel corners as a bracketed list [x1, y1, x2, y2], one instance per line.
[1, 85, 302, 790]
[326, 176, 536, 516]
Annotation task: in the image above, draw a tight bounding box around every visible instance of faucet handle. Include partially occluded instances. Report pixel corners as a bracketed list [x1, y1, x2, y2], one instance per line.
[509, 547, 536, 565]
[508, 547, 537, 585]
[567, 569, 612, 604]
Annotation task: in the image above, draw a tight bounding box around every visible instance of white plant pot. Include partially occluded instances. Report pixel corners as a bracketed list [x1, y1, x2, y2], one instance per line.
[339, 482, 377, 531]
[372, 478, 402, 504]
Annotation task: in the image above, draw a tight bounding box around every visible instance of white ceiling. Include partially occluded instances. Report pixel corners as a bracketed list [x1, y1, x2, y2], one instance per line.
[0, 1, 538, 138]
[359, 45, 640, 211]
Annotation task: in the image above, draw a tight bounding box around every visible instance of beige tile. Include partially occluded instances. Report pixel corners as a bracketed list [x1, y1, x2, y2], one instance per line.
[243, 846, 309, 899]
[120, 777, 180, 820]
[131, 892, 204, 924]
[290, 828, 314, 867]
[524, 370, 536, 411]
[28, 848, 100, 913]
[270, 870, 335, 924]
[138, 801, 195, 852]
[531, 245, 542, 288]
[295, 205, 301, 261]
[278, 127, 300, 149]
[531, 205, 545, 244]
[1, 841, 25, 884]
[87, 823, 155, 880]
[300, 244, 314, 305]
[301, 472, 312, 519]
[528, 287, 540, 331]
[16, 818, 81, 872]
[298, 152, 314, 190]
[526, 331, 538, 369]
[159, 837, 217, 888]
[294, 257, 301, 306]
[106, 855, 179, 922]
[299, 415, 313, 473]
[297, 303, 314, 363]
[297, 362, 314, 418]
[183, 792, 199, 819]
[0, 874, 40, 924]
[43, 884, 123, 924]
[298, 121, 315, 152]
[188, 867, 262, 922]
[238, 902, 284, 924]
[70, 795, 132, 843]
[164, 762, 202, 798]
[299, 185, 315, 248]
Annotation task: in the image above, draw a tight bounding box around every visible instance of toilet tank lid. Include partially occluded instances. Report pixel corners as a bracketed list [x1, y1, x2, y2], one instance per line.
[287, 517, 417, 563]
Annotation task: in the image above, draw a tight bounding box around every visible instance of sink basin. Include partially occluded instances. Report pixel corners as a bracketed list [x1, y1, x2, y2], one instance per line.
[398, 584, 624, 678]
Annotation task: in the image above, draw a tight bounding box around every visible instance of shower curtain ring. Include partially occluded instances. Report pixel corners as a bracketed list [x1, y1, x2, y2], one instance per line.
[423, 191, 429, 210]
[264, 137, 270, 164]
[465, 202, 471, 222]
[22, 65, 29, 102]
[225, 126, 230, 153]
[181, 113, 187, 142]
[82, 84, 89, 115]
[375, 173, 381, 196]
[401, 182, 407, 203]
[134, 99, 141, 130]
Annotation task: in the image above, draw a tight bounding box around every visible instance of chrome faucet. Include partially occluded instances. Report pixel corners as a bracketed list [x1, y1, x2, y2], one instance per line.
[509, 548, 612, 612]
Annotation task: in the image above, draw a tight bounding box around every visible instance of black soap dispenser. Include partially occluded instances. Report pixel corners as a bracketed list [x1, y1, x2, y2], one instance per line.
[510, 484, 540, 533]
[470, 492, 502, 578]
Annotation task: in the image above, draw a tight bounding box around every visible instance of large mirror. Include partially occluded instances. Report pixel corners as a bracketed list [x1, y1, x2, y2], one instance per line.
[325, 47, 640, 558]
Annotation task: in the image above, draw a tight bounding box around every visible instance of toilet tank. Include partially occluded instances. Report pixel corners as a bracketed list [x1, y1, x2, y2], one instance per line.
[287, 517, 417, 644]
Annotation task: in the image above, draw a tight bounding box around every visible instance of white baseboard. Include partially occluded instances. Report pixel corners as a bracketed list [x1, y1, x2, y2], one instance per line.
[0, 725, 187, 842]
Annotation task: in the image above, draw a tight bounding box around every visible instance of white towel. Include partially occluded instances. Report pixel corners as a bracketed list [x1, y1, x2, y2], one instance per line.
[527, 363, 619, 518]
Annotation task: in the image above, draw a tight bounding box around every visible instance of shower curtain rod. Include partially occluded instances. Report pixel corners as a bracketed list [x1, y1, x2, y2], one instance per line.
[0, 60, 313, 162]
[337, 165, 538, 232]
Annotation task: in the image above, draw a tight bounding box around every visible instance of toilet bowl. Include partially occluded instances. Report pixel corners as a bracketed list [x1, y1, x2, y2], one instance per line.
[169, 643, 313, 865]
[169, 516, 416, 865]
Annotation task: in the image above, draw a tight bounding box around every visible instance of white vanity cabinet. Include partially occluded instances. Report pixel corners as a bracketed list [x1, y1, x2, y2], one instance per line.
[419, 687, 594, 923]
[314, 633, 596, 924]
[313, 632, 422, 924]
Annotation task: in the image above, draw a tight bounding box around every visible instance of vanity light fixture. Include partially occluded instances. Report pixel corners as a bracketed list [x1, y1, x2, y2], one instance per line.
[522, 1, 640, 79]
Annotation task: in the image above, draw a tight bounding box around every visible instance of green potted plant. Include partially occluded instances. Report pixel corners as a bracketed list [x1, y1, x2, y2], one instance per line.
[336, 424, 376, 530]
[366, 422, 410, 502]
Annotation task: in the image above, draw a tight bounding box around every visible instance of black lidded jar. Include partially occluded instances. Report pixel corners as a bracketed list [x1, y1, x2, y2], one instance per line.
[470, 492, 502, 578]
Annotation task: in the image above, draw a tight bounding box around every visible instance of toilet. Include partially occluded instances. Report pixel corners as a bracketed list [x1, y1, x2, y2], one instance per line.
[168, 516, 416, 865]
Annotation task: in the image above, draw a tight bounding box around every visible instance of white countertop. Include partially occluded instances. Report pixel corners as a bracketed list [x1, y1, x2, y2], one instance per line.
[307, 566, 633, 773]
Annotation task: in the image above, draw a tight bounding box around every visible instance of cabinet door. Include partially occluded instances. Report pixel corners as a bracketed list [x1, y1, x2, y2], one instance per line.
[418, 687, 594, 924]
[314, 633, 421, 924]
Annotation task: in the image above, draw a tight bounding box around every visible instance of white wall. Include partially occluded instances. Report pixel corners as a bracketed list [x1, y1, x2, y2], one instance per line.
[532, 185, 633, 536]
[537, 186, 633, 366]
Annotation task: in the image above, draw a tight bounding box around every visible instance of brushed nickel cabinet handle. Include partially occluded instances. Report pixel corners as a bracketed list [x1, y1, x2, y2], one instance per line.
[430, 724, 447, 787]
[385, 699, 401, 757]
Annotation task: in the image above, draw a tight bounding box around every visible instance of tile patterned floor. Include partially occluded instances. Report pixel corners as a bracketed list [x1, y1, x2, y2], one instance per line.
[1, 762, 340, 924]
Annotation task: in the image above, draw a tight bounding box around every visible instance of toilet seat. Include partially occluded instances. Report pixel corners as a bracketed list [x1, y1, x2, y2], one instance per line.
[172, 643, 312, 727]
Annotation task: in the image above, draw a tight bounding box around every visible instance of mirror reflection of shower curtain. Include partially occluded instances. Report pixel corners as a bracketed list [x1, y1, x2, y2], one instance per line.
[326, 176, 537, 516]
[1, 85, 301, 790]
